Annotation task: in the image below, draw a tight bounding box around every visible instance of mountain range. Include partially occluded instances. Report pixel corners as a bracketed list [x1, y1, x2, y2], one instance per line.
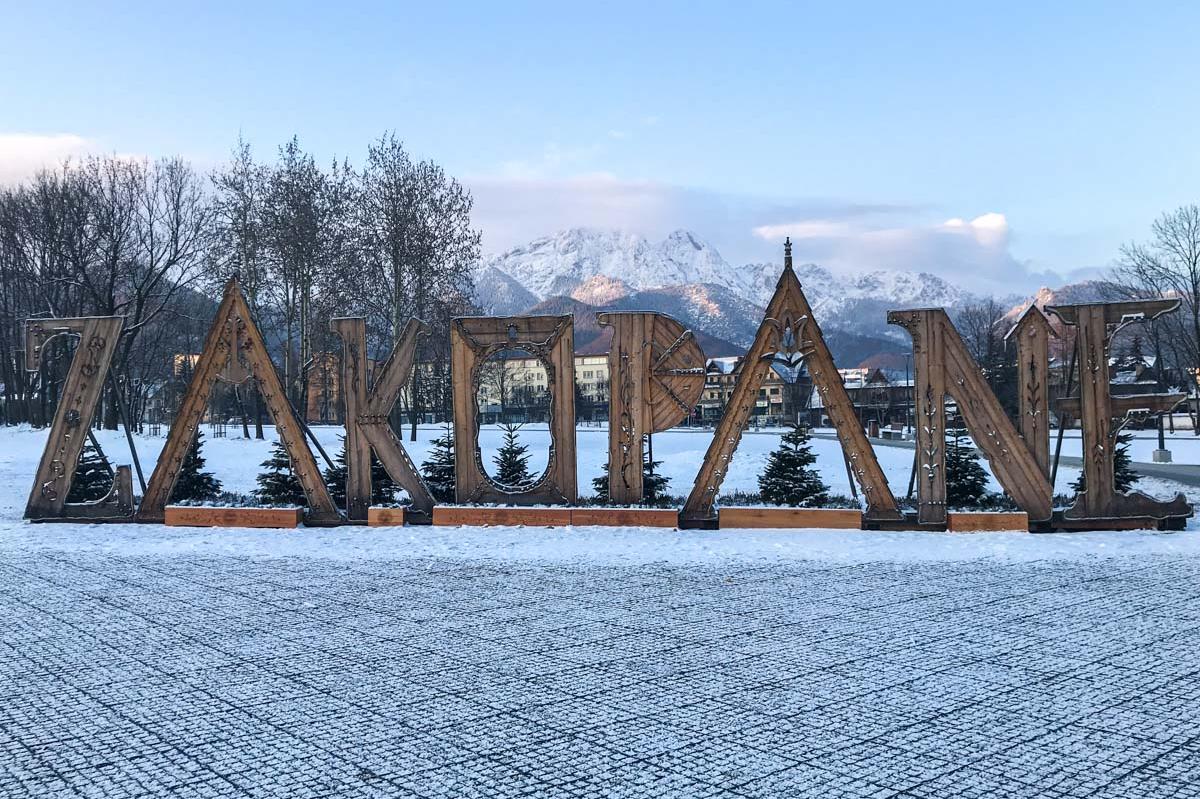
[472, 227, 1092, 369]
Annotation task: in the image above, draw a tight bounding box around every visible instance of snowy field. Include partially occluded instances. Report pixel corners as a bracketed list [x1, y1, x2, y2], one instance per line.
[3, 425, 1200, 797]
[0, 422, 1095, 504]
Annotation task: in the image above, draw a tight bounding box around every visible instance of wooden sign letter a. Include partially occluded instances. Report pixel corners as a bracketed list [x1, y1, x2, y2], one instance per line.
[888, 309, 1052, 525]
[330, 317, 437, 523]
[596, 312, 705, 503]
[450, 315, 577, 505]
[1047, 300, 1191, 522]
[24, 316, 132, 520]
[137, 278, 339, 524]
[683, 240, 901, 523]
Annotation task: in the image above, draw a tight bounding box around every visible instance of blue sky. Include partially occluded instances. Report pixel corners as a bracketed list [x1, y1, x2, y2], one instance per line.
[2, 1, 1198, 294]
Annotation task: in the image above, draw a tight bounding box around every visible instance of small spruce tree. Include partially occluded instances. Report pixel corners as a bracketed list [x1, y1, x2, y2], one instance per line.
[324, 437, 397, 507]
[492, 422, 532, 489]
[592, 451, 671, 503]
[253, 441, 307, 506]
[758, 425, 829, 507]
[946, 417, 988, 508]
[421, 422, 456, 503]
[170, 431, 222, 503]
[66, 437, 114, 503]
[1071, 431, 1139, 494]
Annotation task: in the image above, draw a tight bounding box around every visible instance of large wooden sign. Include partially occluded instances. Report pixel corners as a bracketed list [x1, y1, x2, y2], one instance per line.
[596, 312, 705, 503]
[683, 240, 902, 523]
[137, 278, 340, 524]
[888, 309, 1053, 525]
[450, 315, 577, 505]
[1046, 300, 1189, 522]
[330, 317, 437, 522]
[25, 316, 134, 520]
[22, 252, 1192, 532]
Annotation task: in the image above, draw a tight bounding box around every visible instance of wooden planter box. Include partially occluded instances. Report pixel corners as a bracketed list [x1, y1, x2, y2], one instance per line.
[718, 507, 863, 530]
[433, 506, 572, 527]
[569, 508, 678, 527]
[367, 507, 406, 527]
[164, 505, 302, 529]
[946, 512, 1029, 532]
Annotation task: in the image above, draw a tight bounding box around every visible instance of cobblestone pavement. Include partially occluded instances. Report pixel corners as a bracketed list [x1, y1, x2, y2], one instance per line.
[2, 551, 1199, 798]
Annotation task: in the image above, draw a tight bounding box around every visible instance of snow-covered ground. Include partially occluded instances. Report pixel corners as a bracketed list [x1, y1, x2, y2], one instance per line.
[0, 421, 1091, 503]
[3, 425, 1200, 798]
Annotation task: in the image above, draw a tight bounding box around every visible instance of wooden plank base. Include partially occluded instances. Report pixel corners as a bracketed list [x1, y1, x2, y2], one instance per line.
[946, 512, 1030, 532]
[164, 506, 303, 529]
[367, 507, 406, 527]
[433, 507, 573, 527]
[718, 507, 863, 529]
[569, 508, 678, 527]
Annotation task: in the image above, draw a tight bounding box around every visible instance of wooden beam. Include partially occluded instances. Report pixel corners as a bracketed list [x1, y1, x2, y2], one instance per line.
[1007, 305, 1052, 479]
[889, 309, 1053, 523]
[330, 317, 437, 522]
[24, 316, 128, 520]
[597, 312, 705, 504]
[138, 278, 339, 524]
[683, 242, 900, 523]
[450, 315, 577, 505]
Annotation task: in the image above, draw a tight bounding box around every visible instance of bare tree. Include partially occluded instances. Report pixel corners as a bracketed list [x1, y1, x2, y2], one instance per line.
[358, 133, 481, 438]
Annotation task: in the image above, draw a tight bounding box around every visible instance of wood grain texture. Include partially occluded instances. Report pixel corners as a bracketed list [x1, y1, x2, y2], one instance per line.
[366, 507, 406, 526]
[1007, 306, 1052, 479]
[946, 512, 1029, 532]
[433, 506, 573, 526]
[24, 317, 129, 520]
[718, 507, 863, 529]
[889, 309, 1052, 524]
[569, 508, 679, 527]
[1046, 300, 1191, 522]
[450, 315, 577, 505]
[164, 506, 302, 528]
[597, 312, 705, 504]
[138, 278, 338, 524]
[330, 317, 437, 522]
[683, 251, 900, 522]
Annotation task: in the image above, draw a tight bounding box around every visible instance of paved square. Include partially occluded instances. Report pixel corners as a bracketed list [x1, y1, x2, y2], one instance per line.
[2, 549, 1199, 797]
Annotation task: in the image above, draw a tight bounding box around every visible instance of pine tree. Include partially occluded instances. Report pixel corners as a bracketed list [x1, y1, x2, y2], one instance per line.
[324, 437, 397, 506]
[946, 417, 988, 508]
[1071, 431, 1139, 494]
[66, 437, 113, 503]
[492, 422, 532, 489]
[421, 422, 456, 503]
[592, 453, 671, 502]
[170, 432, 223, 503]
[253, 441, 307, 506]
[757, 425, 829, 507]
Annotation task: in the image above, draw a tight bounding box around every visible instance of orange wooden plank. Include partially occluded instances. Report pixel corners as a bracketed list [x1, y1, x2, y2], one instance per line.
[946, 512, 1030, 532]
[433, 507, 573, 527]
[367, 507, 406, 527]
[718, 507, 863, 529]
[570, 508, 678, 527]
[164, 506, 302, 528]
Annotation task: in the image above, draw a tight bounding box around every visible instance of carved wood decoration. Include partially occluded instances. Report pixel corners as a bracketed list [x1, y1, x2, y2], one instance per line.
[24, 317, 134, 520]
[1005, 305, 1053, 478]
[888, 309, 1053, 525]
[683, 241, 901, 523]
[450, 315, 577, 505]
[596, 312, 705, 503]
[1046, 300, 1190, 521]
[330, 317, 437, 523]
[138, 278, 339, 524]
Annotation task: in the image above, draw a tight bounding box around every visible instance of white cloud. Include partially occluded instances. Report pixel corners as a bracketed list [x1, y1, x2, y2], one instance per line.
[0, 133, 95, 185]
[752, 220, 856, 240]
